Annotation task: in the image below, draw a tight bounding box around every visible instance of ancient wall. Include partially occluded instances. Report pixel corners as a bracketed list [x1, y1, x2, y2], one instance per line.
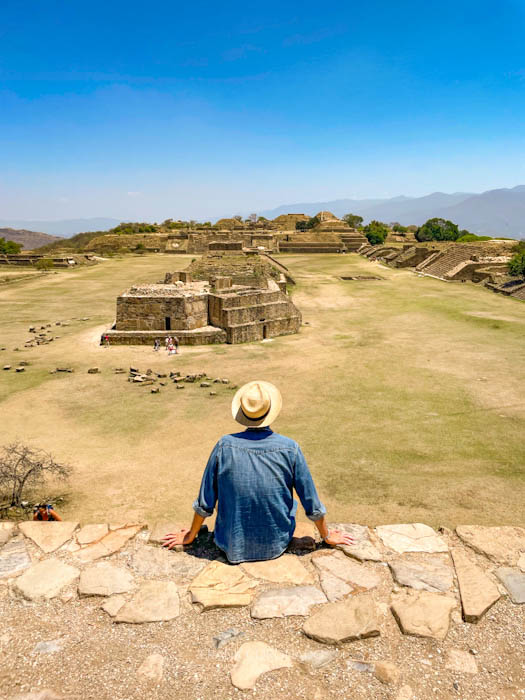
[116, 287, 208, 331]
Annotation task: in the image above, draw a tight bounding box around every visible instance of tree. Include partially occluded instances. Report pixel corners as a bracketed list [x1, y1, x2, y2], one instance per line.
[0, 443, 72, 507]
[509, 251, 525, 276]
[295, 216, 320, 231]
[416, 218, 460, 242]
[392, 223, 408, 233]
[342, 214, 363, 229]
[0, 237, 22, 254]
[232, 215, 243, 223]
[35, 258, 54, 270]
[363, 220, 389, 245]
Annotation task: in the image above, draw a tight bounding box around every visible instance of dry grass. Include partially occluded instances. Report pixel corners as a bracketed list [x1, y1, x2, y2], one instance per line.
[0, 253, 524, 527]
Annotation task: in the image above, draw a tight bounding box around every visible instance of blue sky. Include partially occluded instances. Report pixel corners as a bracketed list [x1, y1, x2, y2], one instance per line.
[1, 0, 525, 221]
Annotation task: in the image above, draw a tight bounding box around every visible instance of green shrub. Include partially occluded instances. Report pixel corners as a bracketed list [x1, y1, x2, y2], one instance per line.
[35, 258, 54, 270]
[363, 220, 389, 246]
[0, 237, 22, 254]
[342, 213, 363, 228]
[456, 233, 492, 242]
[508, 252, 525, 276]
[416, 218, 460, 242]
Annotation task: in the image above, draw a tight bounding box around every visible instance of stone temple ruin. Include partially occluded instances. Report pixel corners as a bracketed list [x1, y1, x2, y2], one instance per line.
[105, 253, 301, 345]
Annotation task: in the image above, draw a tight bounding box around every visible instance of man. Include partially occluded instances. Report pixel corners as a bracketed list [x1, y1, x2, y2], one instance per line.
[33, 503, 62, 521]
[172, 335, 179, 354]
[163, 380, 354, 563]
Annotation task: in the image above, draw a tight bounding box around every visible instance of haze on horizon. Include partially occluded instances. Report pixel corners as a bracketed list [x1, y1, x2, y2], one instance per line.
[1, 0, 525, 222]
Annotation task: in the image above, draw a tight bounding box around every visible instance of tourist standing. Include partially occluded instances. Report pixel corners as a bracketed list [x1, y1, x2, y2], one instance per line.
[173, 335, 179, 354]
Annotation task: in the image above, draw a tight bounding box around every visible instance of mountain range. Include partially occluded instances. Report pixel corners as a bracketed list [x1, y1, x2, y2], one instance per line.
[0, 228, 63, 250]
[0, 218, 119, 238]
[259, 186, 525, 238]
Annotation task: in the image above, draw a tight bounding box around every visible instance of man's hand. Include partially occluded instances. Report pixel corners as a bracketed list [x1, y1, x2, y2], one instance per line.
[162, 528, 196, 549]
[324, 529, 356, 547]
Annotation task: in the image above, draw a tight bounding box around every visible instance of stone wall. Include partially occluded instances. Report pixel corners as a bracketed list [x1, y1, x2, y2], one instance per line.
[116, 289, 208, 331]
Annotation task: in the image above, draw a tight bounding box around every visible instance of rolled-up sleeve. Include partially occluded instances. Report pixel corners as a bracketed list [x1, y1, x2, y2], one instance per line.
[192, 442, 220, 518]
[293, 444, 326, 521]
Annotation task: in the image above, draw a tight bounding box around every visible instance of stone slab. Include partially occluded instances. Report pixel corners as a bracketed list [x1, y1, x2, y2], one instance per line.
[456, 526, 525, 567]
[0, 522, 16, 546]
[78, 562, 134, 597]
[313, 551, 380, 602]
[14, 559, 80, 601]
[115, 581, 180, 623]
[389, 557, 453, 593]
[101, 595, 126, 617]
[75, 524, 145, 563]
[230, 641, 293, 690]
[391, 591, 456, 640]
[76, 524, 108, 545]
[495, 567, 525, 604]
[303, 594, 380, 644]
[451, 547, 500, 622]
[241, 554, 314, 584]
[376, 524, 448, 554]
[0, 537, 31, 579]
[129, 546, 174, 577]
[189, 560, 258, 610]
[148, 521, 187, 547]
[18, 521, 79, 553]
[251, 585, 327, 619]
[331, 523, 382, 562]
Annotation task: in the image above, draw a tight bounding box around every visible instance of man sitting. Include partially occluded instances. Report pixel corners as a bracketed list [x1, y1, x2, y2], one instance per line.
[33, 503, 62, 521]
[163, 380, 354, 562]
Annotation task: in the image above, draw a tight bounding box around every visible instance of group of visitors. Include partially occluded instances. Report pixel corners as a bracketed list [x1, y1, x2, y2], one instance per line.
[154, 336, 179, 354]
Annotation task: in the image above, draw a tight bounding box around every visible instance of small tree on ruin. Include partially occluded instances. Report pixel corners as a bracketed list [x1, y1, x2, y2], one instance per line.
[0, 443, 72, 507]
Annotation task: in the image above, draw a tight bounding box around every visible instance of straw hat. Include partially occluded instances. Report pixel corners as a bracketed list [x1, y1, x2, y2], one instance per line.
[232, 380, 282, 428]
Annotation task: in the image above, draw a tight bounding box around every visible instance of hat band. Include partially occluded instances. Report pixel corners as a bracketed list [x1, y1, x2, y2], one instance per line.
[241, 404, 271, 422]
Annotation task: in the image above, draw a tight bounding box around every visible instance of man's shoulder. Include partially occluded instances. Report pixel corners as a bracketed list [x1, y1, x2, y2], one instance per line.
[219, 430, 298, 450]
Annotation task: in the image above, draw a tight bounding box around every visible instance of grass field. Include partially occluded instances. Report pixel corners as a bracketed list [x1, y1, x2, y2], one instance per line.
[0, 253, 524, 527]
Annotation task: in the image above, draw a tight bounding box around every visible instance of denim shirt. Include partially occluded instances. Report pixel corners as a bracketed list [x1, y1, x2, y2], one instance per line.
[192, 428, 326, 564]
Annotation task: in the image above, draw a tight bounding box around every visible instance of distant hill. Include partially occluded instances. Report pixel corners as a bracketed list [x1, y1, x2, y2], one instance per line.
[0, 227, 63, 250]
[0, 218, 120, 237]
[259, 186, 525, 238]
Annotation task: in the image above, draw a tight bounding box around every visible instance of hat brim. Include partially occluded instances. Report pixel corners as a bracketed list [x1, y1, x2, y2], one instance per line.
[231, 381, 282, 428]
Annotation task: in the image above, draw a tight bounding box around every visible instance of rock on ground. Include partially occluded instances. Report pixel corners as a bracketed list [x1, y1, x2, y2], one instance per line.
[75, 524, 145, 563]
[391, 590, 456, 640]
[242, 554, 314, 584]
[303, 594, 380, 644]
[445, 648, 478, 674]
[78, 562, 134, 597]
[189, 560, 258, 610]
[312, 551, 380, 602]
[374, 660, 401, 685]
[148, 521, 187, 545]
[14, 560, 80, 601]
[18, 522, 79, 553]
[455, 525, 525, 566]
[0, 537, 31, 579]
[101, 595, 126, 617]
[331, 523, 382, 562]
[451, 547, 500, 622]
[495, 567, 525, 604]
[230, 641, 293, 690]
[76, 524, 108, 545]
[137, 653, 164, 683]
[114, 581, 180, 623]
[251, 585, 327, 619]
[375, 523, 448, 554]
[129, 546, 174, 577]
[298, 649, 337, 669]
[388, 557, 453, 593]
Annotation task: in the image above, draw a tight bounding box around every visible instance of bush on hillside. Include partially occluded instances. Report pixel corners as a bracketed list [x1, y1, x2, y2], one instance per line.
[363, 220, 389, 246]
[295, 215, 320, 231]
[456, 233, 492, 242]
[342, 213, 363, 228]
[0, 237, 22, 254]
[391, 223, 409, 233]
[508, 252, 525, 277]
[415, 218, 460, 242]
